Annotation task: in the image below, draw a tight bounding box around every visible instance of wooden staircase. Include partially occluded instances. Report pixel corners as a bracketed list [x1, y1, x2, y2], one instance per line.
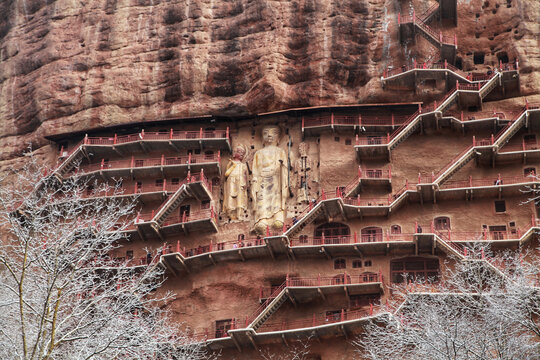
[54, 146, 86, 180]
[249, 286, 289, 331]
[153, 184, 190, 226]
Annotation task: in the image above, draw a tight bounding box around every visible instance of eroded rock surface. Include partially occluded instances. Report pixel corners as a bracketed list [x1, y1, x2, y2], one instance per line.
[0, 0, 538, 162]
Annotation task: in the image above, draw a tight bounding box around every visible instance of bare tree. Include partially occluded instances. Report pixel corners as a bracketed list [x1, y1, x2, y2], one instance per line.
[0, 154, 213, 360]
[354, 246, 540, 360]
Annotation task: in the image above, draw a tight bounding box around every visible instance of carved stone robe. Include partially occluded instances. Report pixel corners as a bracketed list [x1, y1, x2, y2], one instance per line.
[251, 145, 288, 230]
[223, 159, 248, 220]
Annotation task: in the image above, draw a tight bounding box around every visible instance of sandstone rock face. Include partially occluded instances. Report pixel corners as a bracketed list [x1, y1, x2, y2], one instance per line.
[0, 0, 538, 162]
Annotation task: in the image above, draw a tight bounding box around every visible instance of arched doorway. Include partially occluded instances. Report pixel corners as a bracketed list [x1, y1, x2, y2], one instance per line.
[361, 227, 383, 242]
[314, 223, 350, 244]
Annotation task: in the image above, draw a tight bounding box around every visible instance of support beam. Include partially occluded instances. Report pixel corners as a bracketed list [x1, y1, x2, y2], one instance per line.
[340, 324, 349, 339]
[163, 259, 178, 277]
[231, 334, 242, 352]
[317, 288, 326, 301]
[176, 254, 190, 273]
[281, 334, 289, 347]
[238, 249, 245, 262]
[246, 332, 258, 351]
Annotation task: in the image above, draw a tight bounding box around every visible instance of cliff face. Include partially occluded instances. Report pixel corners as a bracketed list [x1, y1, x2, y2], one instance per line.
[0, 0, 538, 162]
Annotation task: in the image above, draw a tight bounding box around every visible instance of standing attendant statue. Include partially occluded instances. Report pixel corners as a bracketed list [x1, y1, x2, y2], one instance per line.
[223, 144, 249, 220]
[251, 126, 288, 234]
[294, 142, 312, 204]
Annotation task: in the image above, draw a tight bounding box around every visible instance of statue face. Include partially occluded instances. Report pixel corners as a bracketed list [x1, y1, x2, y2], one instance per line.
[262, 126, 280, 146]
[233, 146, 245, 161]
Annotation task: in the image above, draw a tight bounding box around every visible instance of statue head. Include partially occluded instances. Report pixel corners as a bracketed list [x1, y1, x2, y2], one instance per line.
[233, 144, 247, 161]
[261, 125, 280, 146]
[298, 142, 308, 157]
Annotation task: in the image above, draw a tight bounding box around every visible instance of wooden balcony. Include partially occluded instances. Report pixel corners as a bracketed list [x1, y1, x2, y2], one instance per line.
[71, 152, 221, 180]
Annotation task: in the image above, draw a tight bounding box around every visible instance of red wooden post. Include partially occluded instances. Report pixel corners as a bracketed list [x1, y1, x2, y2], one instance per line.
[456, 80, 459, 90]
[439, 31, 442, 43]
[199, 128, 203, 139]
[469, 175, 473, 187]
[464, 247, 468, 257]
[358, 114, 362, 127]
[84, 134, 88, 144]
[358, 165, 362, 178]
[415, 221, 418, 233]
[414, 59, 417, 68]
[406, 178, 409, 190]
[266, 225, 270, 237]
[473, 136, 476, 147]
[131, 155, 134, 168]
[188, 152, 192, 164]
[331, 112, 334, 126]
[370, 303, 373, 315]
[356, 134, 359, 145]
[431, 171, 435, 183]
[170, 128, 173, 139]
[100, 158, 105, 170]
[162, 179, 167, 192]
[321, 189, 326, 200]
[418, 103, 422, 113]
[478, 82, 481, 90]
[454, 34, 457, 46]
[226, 127, 229, 140]
[461, 111, 464, 122]
[114, 134, 117, 144]
[491, 134, 494, 144]
[218, 150, 221, 163]
[418, 172, 421, 183]
[341, 308, 345, 322]
[391, 113, 395, 127]
[387, 133, 390, 143]
[499, 60, 502, 71]
[386, 230, 390, 242]
[357, 194, 360, 206]
[398, 12, 400, 24]
[522, 138, 526, 151]
[318, 273, 321, 286]
[209, 240, 213, 252]
[141, 129, 145, 139]
[444, 59, 447, 69]
[301, 116, 305, 130]
[322, 232, 325, 244]
[354, 231, 358, 243]
[176, 240, 180, 253]
[286, 273, 290, 287]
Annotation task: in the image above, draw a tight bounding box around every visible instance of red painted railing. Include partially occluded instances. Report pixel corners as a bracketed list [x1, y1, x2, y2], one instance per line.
[257, 307, 378, 333]
[290, 233, 415, 246]
[440, 175, 538, 190]
[76, 153, 220, 175]
[161, 208, 216, 227]
[259, 273, 381, 299]
[83, 128, 228, 146]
